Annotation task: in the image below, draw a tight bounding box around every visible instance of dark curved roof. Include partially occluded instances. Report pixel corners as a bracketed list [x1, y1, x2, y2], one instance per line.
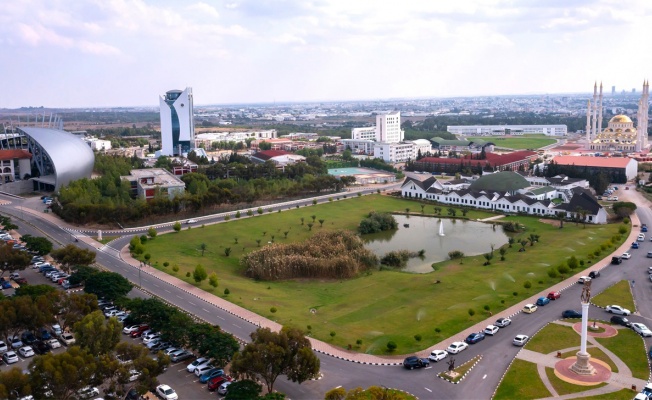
[469, 171, 529, 192]
[18, 127, 94, 191]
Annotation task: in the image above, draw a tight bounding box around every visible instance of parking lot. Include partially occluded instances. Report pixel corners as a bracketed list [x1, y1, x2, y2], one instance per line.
[2, 260, 219, 399]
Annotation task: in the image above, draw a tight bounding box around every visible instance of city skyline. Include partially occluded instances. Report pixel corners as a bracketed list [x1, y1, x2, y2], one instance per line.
[2, 0, 652, 108]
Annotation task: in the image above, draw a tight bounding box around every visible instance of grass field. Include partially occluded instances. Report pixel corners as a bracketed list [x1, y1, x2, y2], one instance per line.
[591, 280, 636, 312]
[139, 194, 627, 354]
[526, 323, 581, 354]
[580, 389, 639, 400]
[493, 359, 550, 400]
[596, 329, 649, 380]
[467, 134, 556, 150]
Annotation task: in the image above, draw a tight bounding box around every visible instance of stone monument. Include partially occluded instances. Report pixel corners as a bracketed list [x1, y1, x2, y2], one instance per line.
[570, 280, 596, 375]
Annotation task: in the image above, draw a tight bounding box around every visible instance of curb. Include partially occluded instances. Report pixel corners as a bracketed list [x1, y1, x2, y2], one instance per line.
[438, 355, 483, 384]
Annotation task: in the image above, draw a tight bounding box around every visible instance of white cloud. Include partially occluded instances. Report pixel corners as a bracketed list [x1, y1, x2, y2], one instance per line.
[187, 2, 220, 18]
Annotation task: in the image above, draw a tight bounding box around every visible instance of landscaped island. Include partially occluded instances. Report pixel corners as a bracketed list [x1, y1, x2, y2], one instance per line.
[138, 194, 628, 354]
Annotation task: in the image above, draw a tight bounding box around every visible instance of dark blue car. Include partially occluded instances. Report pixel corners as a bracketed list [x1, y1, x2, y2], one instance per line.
[199, 368, 224, 384]
[536, 297, 550, 306]
[465, 332, 485, 344]
[1, 280, 12, 289]
[632, 242, 640, 249]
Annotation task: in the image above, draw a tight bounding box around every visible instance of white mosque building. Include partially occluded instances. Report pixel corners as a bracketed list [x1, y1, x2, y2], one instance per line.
[585, 81, 649, 153]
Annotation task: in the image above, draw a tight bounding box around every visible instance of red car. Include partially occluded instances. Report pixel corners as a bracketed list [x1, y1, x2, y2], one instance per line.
[207, 375, 232, 391]
[129, 325, 150, 338]
[547, 291, 561, 300]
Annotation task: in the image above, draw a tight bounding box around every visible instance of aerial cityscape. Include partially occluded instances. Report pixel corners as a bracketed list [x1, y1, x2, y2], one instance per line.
[0, 1, 652, 400]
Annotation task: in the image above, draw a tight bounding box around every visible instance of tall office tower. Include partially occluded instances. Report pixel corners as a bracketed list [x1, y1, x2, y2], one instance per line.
[612, 86, 615, 95]
[160, 87, 195, 156]
[376, 111, 404, 143]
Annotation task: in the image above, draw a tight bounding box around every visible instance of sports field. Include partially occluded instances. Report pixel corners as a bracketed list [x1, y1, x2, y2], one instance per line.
[139, 195, 626, 354]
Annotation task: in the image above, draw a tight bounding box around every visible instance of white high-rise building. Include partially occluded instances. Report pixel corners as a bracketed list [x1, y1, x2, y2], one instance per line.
[350, 111, 404, 143]
[160, 87, 195, 156]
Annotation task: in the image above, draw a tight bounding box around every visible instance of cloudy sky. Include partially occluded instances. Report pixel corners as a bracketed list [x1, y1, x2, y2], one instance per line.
[1, 0, 652, 108]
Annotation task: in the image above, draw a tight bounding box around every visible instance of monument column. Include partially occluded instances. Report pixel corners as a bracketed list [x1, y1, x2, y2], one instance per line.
[570, 280, 596, 375]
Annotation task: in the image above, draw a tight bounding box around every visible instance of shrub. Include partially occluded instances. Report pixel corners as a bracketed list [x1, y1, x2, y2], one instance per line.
[163, 262, 169, 268]
[483, 305, 490, 311]
[513, 292, 518, 296]
[380, 250, 410, 268]
[270, 307, 277, 314]
[307, 325, 312, 331]
[357, 192, 362, 197]
[328, 197, 333, 202]
[224, 215, 231, 221]
[547, 268, 559, 278]
[235, 211, 241, 218]
[172, 264, 179, 273]
[257, 207, 263, 215]
[224, 288, 230, 295]
[356, 339, 362, 345]
[524, 281, 532, 289]
[358, 211, 398, 234]
[313, 199, 318, 205]
[468, 309, 475, 317]
[330, 331, 336, 338]
[247, 210, 253, 216]
[434, 328, 441, 333]
[558, 264, 570, 274]
[139, 235, 147, 244]
[185, 272, 191, 277]
[618, 226, 627, 234]
[414, 334, 422, 342]
[567, 256, 579, 270]
[386, 341, 397, 351]
[448, 250, 465, 260]
[173, 222, 182, 232]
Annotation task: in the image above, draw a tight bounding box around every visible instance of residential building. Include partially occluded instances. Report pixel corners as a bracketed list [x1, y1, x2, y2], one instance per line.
[121, 168, 186, 201]
[160, 87, 195, 156]
[0, 149, 31, 183]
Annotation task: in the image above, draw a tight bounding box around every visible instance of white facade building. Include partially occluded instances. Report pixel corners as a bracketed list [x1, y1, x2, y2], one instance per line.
[341, 139, 376, 155]
[351, 127, 377, 141]
[85, 137, 112, 151]
[373, 142, 414, 163]
[160, 87, 195, 156]
[406, 139, 432, 157]
[447, 125, 567, 136]
[350, 112, 404, 143]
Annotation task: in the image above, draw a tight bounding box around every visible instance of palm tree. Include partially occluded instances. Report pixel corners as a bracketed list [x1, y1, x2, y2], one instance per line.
[420, 204, 425, 214]
[528, 233, 537, 246]
[499, 247, 507, 261]
[318, 219, 325, 227]
[199, 243, 207, 256]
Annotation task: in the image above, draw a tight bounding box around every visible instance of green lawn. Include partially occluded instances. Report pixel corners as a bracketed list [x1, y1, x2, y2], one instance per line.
[545, 367, 608, 395]
[596, 329, 649, 380]
[467, 135, 556, 150]
[591, 280, 636, 312]
[140, 194, 626, 354]
[580, 389, 638, 400]
[526, 323, 580, 354]
[493, 359, 550, 400]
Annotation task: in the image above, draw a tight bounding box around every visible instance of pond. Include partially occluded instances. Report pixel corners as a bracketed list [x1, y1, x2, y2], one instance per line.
[363, 215, 509, 273]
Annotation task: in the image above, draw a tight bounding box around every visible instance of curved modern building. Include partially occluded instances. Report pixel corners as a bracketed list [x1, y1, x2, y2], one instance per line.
[160, 87, 195, 156]
[16, 127, 94, 192]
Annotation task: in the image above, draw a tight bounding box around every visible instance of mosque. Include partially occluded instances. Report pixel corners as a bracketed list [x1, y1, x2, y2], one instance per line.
[585, 81, 650, 153]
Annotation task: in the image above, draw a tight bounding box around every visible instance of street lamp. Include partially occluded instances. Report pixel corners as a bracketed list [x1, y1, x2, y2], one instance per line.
[138, 261, 143, 288]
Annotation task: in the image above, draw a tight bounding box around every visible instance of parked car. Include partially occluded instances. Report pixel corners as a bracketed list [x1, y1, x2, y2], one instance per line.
[402, 356, 430, 370]
[464, 332, 485, 345]
[611, 256, 623, 264]
[122, 324, 145, 335]
[638, 234, 646, 242]
[128, 369, 141, 382]
[194, 364, 215, 376]
[169, 349, 194, 363]
[207, 375, 233, 391]
[446, 341, 468, 354]
[149, 341, 172, 353]
[513, 334, 529, 346]
[155, 384, 178, 400]
[37, 328, 51, 341]
[546, 291, 561, 300]
[610, 315, 631, 327]
[60, 332, 75, 346]
[8, 336, 23, 349]
[632, 323, 652, 337]
[605, 305, 631, 315]
[187, 357, 210, 373]
[536, 297, 550, 306]
[32, 341, 50, 355]
[483, 325, 499, 336]
[199, 368, 225, 384]
[1, 280, 12, 289]
[562, 310, 582, 319]
[3, 351, 18, 364]
[217, 381, 233, 396]
[578, 276, 591, 284]
[13, 277, 27, 285]
[0, 341, 7, 353]
[18, 346, 34, 357]
[494, 317, 511, 327]
[51, 324, 62, 337]
[523, 304, 538, 314]
[45, 338, 61, 349]
[428, 350, 448, 362]
[622, 252, 632, 259]
[648, 251, 652, 258]
[142, 332, 161, 344]
[77, 387, 100, 399]
[186, 219, 197, 224]
[129, 325, 150, 338]
[632, 243, 639, 249]
[588, 271, 601, 279]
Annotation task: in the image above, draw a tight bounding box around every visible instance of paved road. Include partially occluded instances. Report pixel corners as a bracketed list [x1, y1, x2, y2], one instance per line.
[2, 186, 651, 399]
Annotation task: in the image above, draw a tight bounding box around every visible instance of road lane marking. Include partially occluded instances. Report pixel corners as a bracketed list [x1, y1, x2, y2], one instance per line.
[202, 308, 210, 313]
[425, 366, 432, 369]
[232, 323, 241, 328]
[189, 301, 196, 306]
[424, 388, 432, 392]
[164, 289, 171, 293]
[216, 315, 225, 320]
[176, 295, 182, 299]
[153, 283, 159, 288]
[483, 374, 487, 379]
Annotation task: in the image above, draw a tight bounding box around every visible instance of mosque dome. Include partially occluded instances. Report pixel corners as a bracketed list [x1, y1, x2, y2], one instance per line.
[610, 115, 632, 123]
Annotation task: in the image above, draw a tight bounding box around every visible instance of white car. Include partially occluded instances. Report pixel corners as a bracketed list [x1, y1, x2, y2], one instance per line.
[194, 363, 215, 377]
[0, 340, 8, 353]
[128, 369, 141, 382]
[632, 323, 652, 337]
[3, 351, 18, 364]
[494, 317, 511, 327]
[142, 332, 161, 344]
[577, 276, 592, 284]
[60, 332, 75, 346]
[446, 341, 468, 354]
[606, 305, 631, 315]
[428, 350, 448, 362]
[77, 387, 100, 399]
[122, 325, 143, 335]
[217, 381, 232, 395]
[187, 357, 210, 373]
[156, 384, 178, 400]
[484, 325, 499, 336]
[186, 219, 197, 224]
[513, 334, 529, 346]
[18, 346, 34, 357]
[622, 252, 632, 259]
[639, 234, 646, 242]
[9, 336, 23, 349]
[45, 338, 61, 349]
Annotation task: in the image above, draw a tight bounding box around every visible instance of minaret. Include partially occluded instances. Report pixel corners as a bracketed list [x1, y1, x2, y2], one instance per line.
[586, 100, 592, 145]
[597, 82, 604, 135]
[643, 80, 649, 150]
[636, 98, 643, 152]
[591, 82, 598, 140]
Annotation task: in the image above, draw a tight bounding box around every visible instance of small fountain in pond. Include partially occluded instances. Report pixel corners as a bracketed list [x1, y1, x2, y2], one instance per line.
[438, 220, 445, 236]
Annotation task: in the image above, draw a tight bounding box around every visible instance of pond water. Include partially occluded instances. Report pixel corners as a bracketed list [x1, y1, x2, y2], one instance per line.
[363, 215, 509, 273]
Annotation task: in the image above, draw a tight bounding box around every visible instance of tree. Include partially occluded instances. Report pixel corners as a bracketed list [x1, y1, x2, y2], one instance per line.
[29, 346, 100, 400]
[499, 247, 507, 261]
[73, 310, 122, 356]
[19, 235, 52, 256]
[231, 327, 320, 393]
[0, 367, 31, 399]
[84, 271, 133, 301]
[50, 292, 98, 334]
[209, 273, 219, 288]
[173, 222, 182, 232]
[0, 244, 31, 277]
[187, 323, 239, 366]
[14, 284, 56, 299]
[193, 264, 208, 284]
[67, 265, 98, 286]
[225, 379, 263, 400]
[199, 243, 207, 256]
[50, 244, 96, 273]
[318, 219, 325, 227]
[147, 227, 157, 239]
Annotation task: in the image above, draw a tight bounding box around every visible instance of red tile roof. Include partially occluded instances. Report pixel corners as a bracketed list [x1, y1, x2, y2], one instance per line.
[253, 150, 291, 160]
[0, 150, 31, 160]
[552, 156, 634, 168]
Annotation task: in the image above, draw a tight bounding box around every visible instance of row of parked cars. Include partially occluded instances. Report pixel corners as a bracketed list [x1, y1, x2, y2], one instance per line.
[0, 324, 73, 367]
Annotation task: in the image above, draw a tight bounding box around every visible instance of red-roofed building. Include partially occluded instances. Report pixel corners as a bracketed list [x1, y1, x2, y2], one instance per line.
[551, 156, 638, 180]
[0, 149, 32, 183]
[412, 151, 536, 174]
[250, 150, 306, 167]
